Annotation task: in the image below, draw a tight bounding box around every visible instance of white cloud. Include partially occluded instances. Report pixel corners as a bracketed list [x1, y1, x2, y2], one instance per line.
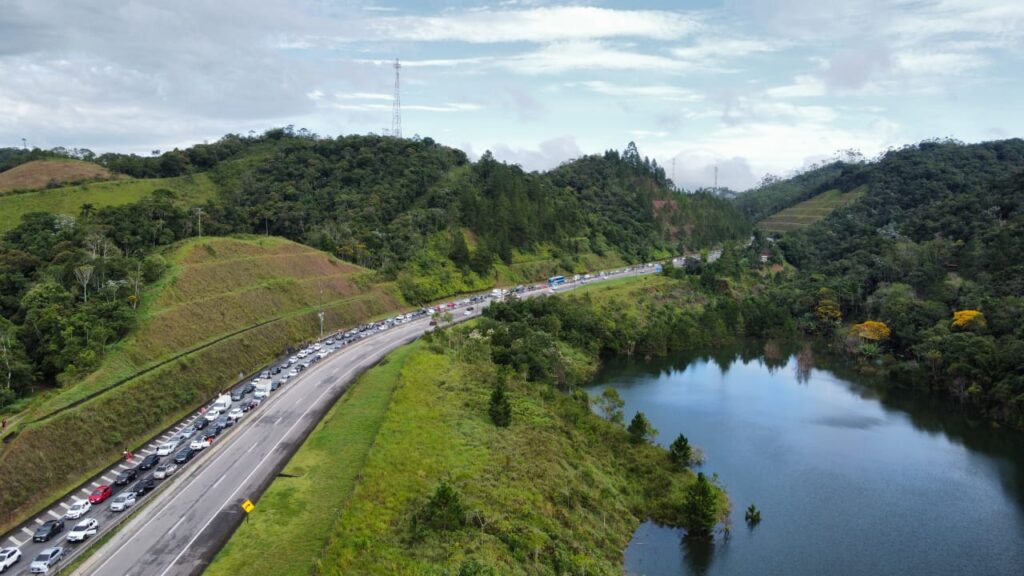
[335, 92, 393, 100]
[361, 7, 701, 43]
[573, 80, 703, 102]
[630, 130, 670, 138]
[501, 41, 690, 75]
[331, 102, 481, 113]
[765, 75, 826, 98]
[671, 38, 784, 61]
[489, 136, 582, 171]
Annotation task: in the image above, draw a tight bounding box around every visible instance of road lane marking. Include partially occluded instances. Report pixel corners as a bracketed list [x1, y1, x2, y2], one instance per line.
[101, 476, 114, 483]
[33, 518, 44, 525]
[273, 416, 282, 426]
[169, 516, 187, 534]
[91, 482, 101, 487]
[244, 444, 257, 455]
[210, 476, 225, 490]
[21, 526, 34, 536]
[59, 502, 71, 510]
[7, 535, 21, 547]
[47, 509, 61, 519]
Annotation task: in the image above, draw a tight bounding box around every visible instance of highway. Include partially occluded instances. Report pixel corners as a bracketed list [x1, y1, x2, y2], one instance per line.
[7, 265, 654, 575]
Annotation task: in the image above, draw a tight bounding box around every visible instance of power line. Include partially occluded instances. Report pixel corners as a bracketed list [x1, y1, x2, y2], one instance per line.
[391, 58, 402, 139]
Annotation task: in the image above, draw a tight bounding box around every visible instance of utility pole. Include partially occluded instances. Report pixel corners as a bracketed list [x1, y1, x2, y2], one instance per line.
[391, 58, 402, 139]
[21, 138, 27, 150]
[317, 280, 325, 339]
[714, 165, 718, 194]
[195, 207, 204, 237]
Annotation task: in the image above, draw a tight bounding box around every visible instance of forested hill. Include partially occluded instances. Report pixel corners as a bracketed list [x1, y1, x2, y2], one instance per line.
[752, 138, 1024, 426]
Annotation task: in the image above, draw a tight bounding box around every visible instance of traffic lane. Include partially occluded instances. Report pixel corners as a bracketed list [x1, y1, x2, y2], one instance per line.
[83, 319, 430, 576]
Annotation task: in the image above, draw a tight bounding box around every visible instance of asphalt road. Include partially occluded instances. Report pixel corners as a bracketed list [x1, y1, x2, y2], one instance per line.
[60, 266, 653, 576]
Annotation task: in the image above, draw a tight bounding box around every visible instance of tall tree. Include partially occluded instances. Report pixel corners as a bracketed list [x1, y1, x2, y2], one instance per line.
[682, 472, 718, 540]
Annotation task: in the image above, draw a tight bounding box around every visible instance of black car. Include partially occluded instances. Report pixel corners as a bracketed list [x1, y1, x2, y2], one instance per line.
[131, 476, 156, 496]
[137, 453, 160, 470]
[242, 382, 255, 394]
[33, 519, 64, 542]
[215, 416, 233, 429]
[208, 423, 226, 437]
[230, 388, 245, 401]
[114, 468, 138, 486]
[270, 379, 281, 391]
[271, 366, 281, 375]
[173, 448, 196, 464]
[193, 417, 209, 431]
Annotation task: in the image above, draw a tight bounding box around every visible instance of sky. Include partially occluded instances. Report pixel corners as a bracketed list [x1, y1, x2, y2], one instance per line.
[1, 0, 1022, 191]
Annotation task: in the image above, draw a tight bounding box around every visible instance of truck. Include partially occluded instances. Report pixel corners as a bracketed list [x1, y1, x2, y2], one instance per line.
[254, 382, 272, 400]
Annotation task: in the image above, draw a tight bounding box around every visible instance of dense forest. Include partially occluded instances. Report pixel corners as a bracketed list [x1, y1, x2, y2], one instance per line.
[735, 139, 1024, 427]
[0, 131, 747, 409]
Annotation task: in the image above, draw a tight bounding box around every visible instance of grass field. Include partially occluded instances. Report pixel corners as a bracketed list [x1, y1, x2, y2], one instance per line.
[219, 332, 718, 575]
[0, 236, 405, 534]
[0, 159, 116, 193]
[0, 173, 218, 234]
[208, 343, 418, 576]
[757, 185, 868, 234]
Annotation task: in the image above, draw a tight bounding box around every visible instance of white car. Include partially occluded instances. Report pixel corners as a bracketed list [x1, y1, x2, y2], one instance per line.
[227, 408, 244, 421]
[190, 437, 212, 450]
[0, 547, 21, 572]
[64, 500, 91, 520]
[204, 409, 221, 422]
[153, 462, 178, 479]
[109, 492, 136, 512]
[66, 518, 99, 543]
[288, 369, 298, 377]
[28, 548, 62, 574]
[156, 439, 181, 456]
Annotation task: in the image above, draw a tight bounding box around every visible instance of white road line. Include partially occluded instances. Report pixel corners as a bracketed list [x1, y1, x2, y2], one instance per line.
[169, 516, 187, 534]
[7, 535, 21, 547]
[273, 416, 282, 426]
[91, 481, 101, 487]
[244, 444, 257, 455]
[209, 475, 225, 490]
[101, 476, 114, 483]
[47, 509, 61, 519]
[21, 526, 35, 536]
[118, 464, 130, 470]
[33, 518, 44, 525]
[59, 502, 71, 510]
[80, 488, 92, 496]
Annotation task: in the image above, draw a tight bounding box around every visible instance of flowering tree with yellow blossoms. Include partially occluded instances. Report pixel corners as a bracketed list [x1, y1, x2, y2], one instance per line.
[951, 310, 986, 331]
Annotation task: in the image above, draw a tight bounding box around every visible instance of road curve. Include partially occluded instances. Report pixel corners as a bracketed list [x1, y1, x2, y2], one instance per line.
[71, 267, 652, 576]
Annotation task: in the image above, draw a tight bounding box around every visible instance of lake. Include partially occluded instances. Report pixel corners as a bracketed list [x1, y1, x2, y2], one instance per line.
[588, 342, 1024, 576]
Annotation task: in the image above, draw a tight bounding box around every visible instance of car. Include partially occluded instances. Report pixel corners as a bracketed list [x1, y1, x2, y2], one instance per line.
[243, 382, 256, 394]
[109, 491, 136, 512]
[464, 310, 472, 316]
[66, 518, 99, 543]
[270, 379, 281, 391]
[191, 436, 213, 450]
[279, 374, 290, 383]
[179, 425, 196, 439]
[28, 547, 63, 574]
[174, 447, 196, 464]
[88, 484, 113, 504]
[114, 468, 138, 486]
[157, 440, 181, 456]
[0, 547, 22, 572]
[131, 476, 156, 497]
[231, 388, 245, 401]
[32, 519, 64, 542]
[193, 417, 209, 431]
[271, 366, 281, 375]
[242, 399, 260, 412]
[153, 462, 178, 479]
[260, 370, 270, 379]
[288, 369, 298, 377]
[137, 453, 160, 470]
[208, 422, 226, 437]
[204, 409, 221, 422]
[215, 415, 234, 429]
[228, 408, 244, 421]
[288, 356, 298, 364]
[64, 500, 91, 520]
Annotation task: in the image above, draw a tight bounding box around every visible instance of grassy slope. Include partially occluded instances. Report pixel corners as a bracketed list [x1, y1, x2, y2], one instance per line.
[0, 173, 217, 234]
[213, 274, 724, 576]
[208, 342, 418, 576]
[0, 159, 115, 193]
[0, 236, 404, 533]
[757, 184, 868, 234]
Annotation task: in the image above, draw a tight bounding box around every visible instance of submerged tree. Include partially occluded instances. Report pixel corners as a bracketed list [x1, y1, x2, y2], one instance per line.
[682, 472, 717, 540]
[745, 504, 762, 525]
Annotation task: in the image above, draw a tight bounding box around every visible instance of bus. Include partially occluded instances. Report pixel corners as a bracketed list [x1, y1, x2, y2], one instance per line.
[548, 275, 566, 286]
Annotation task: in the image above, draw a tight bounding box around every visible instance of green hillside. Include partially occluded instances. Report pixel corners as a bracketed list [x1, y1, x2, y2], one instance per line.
[757, 185, 867, 234]
[0, 173, 217, 234]
[0, 236, 403, 533]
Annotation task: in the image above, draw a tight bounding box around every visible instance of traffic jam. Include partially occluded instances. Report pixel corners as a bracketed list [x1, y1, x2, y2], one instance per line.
[0, 263, 658, 574]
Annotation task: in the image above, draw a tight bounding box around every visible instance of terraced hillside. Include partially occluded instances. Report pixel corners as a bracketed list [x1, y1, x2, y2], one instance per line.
[0, 236, 404, 533]
[0, 159, 115, 193]
[757, 185, 867, 234]
[0, 173, 217, 234]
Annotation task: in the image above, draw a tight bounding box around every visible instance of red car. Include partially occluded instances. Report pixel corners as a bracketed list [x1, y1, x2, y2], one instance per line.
[88, 484, 113, 504]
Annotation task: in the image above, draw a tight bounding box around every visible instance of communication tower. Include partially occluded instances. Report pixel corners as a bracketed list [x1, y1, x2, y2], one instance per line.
[391, 59, 402, 139]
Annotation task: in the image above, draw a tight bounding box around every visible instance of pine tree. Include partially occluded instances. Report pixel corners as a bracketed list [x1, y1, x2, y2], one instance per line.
[669, 433, 692, 468]
[488, 381, 512, 427]
[682, 472, 717, 540]
[627, 411, 656, 444]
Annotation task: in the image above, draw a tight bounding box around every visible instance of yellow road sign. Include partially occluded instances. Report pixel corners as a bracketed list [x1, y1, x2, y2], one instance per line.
[241, 499, 255, 513]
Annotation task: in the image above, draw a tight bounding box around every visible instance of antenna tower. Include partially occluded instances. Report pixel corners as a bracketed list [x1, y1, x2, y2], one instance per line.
[391, 58, 402, 138]
[714, 165, 718, 193]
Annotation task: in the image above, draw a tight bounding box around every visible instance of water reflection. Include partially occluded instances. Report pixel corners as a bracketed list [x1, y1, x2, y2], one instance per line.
[597, 342, 1024, 576]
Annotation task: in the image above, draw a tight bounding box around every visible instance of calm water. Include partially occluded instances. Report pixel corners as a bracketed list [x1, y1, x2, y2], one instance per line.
[588, 343, 1024, 576]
